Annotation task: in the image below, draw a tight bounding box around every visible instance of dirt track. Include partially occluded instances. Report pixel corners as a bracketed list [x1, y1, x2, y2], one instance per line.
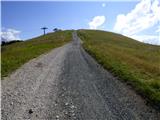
[2, 32, 160, 120]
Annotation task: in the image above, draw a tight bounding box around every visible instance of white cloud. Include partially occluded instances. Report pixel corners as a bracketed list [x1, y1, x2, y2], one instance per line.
[102, 3, 106, 7]
[131, 35, 160, 45]
[114, 0, 160, 35]
[89, 16, 106, 29]
[1, 28, 21, 42]
[156, 26, 160, 33]
[113, 0, 160, 45]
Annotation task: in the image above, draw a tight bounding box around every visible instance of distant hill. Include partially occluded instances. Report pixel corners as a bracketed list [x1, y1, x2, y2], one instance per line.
[1, 40, 23, 46]
[1, 30, 72, 77]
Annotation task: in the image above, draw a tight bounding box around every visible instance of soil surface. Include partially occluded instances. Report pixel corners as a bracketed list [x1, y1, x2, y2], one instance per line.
[2, 32, 160, 120]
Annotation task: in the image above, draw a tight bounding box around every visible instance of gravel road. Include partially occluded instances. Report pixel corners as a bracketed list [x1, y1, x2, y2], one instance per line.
[1, 32, 160, 120]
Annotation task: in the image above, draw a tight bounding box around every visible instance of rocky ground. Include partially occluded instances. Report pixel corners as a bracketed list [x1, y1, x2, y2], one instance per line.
[2, 32, 160, 120]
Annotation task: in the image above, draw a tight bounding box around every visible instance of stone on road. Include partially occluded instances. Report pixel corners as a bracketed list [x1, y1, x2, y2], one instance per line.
[2, 32, 160, 120]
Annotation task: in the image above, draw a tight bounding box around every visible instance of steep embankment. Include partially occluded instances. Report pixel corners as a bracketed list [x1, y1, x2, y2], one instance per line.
[78, 30, 160, 108]
[1, 30, 72, 78]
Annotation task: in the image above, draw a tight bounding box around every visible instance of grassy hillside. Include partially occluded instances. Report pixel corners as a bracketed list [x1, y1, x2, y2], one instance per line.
[2, 30, 72, 78]
[78, 30, 160, 107]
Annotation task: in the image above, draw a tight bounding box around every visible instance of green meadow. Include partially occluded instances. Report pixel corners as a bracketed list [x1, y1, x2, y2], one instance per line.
[78, 30, 160, 107]
[1, 30, 72, 78]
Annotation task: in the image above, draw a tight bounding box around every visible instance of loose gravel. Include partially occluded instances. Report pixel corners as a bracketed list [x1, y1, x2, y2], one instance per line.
[1, 32, 160, 120]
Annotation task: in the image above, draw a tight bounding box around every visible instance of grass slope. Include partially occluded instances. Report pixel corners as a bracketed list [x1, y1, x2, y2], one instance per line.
[2, 30, 72, 78]
[78, 30, 160, 108]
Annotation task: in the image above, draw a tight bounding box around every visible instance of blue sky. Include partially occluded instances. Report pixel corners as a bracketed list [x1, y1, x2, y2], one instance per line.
[1, 0, 160, 45]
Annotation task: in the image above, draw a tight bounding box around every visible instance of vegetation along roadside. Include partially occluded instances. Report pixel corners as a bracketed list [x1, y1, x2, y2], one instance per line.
[78, 30, 160, 109]
[1, 30, 72, 78]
